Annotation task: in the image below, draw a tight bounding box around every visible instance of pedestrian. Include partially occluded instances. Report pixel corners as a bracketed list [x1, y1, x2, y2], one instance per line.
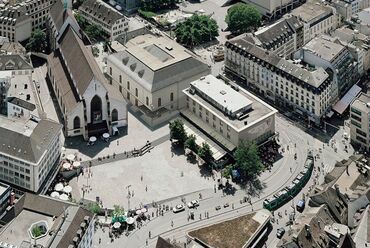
[132, 190, 134, 197]
[141, 175, 143, 181]
[117, 140, 119, 146]
[145, 185, 148, 192]
[99, 237, 101, 244]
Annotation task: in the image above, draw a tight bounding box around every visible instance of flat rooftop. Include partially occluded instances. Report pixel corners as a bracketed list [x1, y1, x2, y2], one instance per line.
[0, 210, 55, 247]
[356, 7, 370, 26]
[7, 74, 39, 117]
[0, 182, 10, 197]
[191, 75, 252, 114]
[304, 36, 345, 62]
[184, 75, 277, 130]
[291, 1, 332, 23]
[352, 92, 370, 114]
[0, 115, 38, 137]
[188, 210, 270, 248]
[124, 34, 192, 71]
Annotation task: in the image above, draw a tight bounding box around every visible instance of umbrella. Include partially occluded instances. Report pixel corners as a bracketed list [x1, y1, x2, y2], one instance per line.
[113, 222, 121, 229]
[63, 185, 72, 194]
[50, 191, 60, 198]
[135, 209, 142, 215]
[73, 161, 81, 168]
[89, 136, 97, 142]
[66, 154, 75, 161]
[126, 217, 135, 225]
[59, 194, 69, 201]
[103, 133, 110, 139]
[62, 162, 72, 170]
[141, 208, 147, 213]
[54, 183, 64, 191]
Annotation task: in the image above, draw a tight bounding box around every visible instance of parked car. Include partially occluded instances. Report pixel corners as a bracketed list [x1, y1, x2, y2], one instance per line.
[172, 204, 185, 213]
[215, 205, 221, 211]
[223, 203, 229, 208]
[187, 200, 200, 208]
[276, 227, 285, 239]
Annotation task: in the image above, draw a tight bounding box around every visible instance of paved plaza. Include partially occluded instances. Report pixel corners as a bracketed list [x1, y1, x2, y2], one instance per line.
[63, 111, 169, 161]
[70, 140, 216, 209]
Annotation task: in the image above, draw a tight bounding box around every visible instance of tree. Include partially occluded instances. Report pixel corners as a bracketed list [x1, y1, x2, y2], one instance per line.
[169, 119, 187, 144]
[26, 29, 46, 52]
[88, 202, 101, 214]
[234, 141, 262, 179]
[185, 134, 198, 152]
[175, 14, 219, 47]
[85, 23, 104, 41]
[198, 142, 213, 163]
[75, 13, 87, 30]
[225, 3, 261, 35]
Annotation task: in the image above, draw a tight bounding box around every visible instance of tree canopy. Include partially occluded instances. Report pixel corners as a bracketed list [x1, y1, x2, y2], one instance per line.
[141, 0, 177, 11]
[75, 13, 104, 41]
[198, 142, 213, 163]
[169, 119, 187, 144]
[185, 134, 198, 152]
[225, 3, 261, 35]
[26, 29, 47, 52]
[175, 14, 219, 47]
[234, 141, 262, 179]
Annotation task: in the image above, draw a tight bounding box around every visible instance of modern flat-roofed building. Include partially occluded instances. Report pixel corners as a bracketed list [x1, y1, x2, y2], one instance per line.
[0, 182, 11, 218]
[0, 193, 95, 248]
[350, 92, 370, 152]
[242, 0, 305, 20]
[106, 33, 210, 127]
[182, 75, 277, 151]
[0, 116, 62, 192]
[187, 210, 271, 248]
[79, 0, 129, 41]
[225, 36, 336, 125]
[288, 1, 339, 45]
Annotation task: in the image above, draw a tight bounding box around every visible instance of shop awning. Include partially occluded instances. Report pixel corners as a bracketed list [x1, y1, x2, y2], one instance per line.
[179, 115, 230, 160]
[332, 84, 361, 114]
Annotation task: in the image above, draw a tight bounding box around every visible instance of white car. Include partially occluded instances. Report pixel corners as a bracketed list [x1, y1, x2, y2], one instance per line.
[187, 200, 200, 208]
[173, 204, 185, 213]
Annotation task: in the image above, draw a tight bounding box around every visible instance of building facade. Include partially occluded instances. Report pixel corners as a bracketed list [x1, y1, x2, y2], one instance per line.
[333, 0, 370, 21]
[289, 1, 339, 45]
[225, 36, 336, 125]
[294, 36, 359, 98]
[106, 33, 210, 127]
[182, 75, 277, 149]
[47, 0, 127, 139]
[350, 92, 370, 152]
[0, 117, 62, 192]
[79, 0, 128, 41]
[242, 0, 305, 20]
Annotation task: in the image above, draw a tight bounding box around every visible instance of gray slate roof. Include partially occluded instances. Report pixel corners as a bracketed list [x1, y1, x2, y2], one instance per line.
[7, 96, 36, 111]
[79, 0, 125, 26]
[0, 118, 61, 164]
[227, 36, 329, 88]
[0, 54, 32, 71]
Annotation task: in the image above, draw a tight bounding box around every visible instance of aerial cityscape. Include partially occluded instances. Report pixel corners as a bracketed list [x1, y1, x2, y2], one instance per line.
[0, 0, 369, 247]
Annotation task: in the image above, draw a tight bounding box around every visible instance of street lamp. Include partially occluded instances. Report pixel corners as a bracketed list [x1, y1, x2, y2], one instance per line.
[126, 185, 132, 210]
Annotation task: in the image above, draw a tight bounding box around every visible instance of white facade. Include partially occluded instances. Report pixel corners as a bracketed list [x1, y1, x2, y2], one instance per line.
[183, 75, 277, 148]
[105, 34, 210, 127]
[333, 0, 370, 20]
[289, 1, 339, 45]
[242, 0, 305, 19]
[0, 117, 62, 192]
[225, 38, 336, 124]
[79, 0, 129, 41]
[24, 0, 56, 30]
[350, 93, 370, 152]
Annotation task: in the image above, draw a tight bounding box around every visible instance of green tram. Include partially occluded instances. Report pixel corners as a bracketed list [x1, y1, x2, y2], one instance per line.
[263, 151, 314, 211]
